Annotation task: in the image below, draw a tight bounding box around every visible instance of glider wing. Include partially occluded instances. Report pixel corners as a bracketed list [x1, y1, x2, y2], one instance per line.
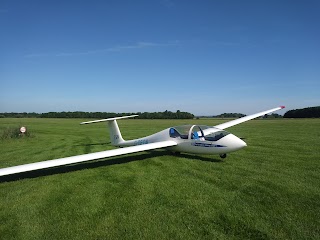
[0, 140, 177, 177]
[212, 106, 285, 130]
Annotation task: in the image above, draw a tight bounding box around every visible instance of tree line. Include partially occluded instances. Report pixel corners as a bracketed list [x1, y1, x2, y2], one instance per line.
[212, 113, 246, 118]
[0, 110, 194, 119]
[199, 113, 282, 119]
[1, 106, 318, 119]
[284, 106, 320, 118]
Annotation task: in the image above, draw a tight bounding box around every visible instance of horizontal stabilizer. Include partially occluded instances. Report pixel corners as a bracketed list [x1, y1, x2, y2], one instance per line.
[0, 140, 177, 177]
[80, 115, 138, 125]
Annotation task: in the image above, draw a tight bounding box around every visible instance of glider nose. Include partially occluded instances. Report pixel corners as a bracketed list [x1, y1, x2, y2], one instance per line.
[236, 136, 247, 148]
[224, 134, 247, 150]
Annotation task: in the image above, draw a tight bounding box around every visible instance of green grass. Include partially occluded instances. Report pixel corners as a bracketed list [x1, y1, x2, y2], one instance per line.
[0, 118, 319, 239]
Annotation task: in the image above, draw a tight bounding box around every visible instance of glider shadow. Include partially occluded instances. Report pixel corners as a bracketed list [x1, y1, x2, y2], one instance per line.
[74, 141, 111, 147]
[178, 153, 223, 163]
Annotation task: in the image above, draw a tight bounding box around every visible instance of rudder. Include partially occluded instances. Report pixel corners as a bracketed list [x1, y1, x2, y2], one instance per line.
[108, 120, 124, 146]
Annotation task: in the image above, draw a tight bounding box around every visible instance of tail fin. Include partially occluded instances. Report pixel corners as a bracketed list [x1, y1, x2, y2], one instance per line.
[80, 115, 138, 146]
[108, 119, 124, 145]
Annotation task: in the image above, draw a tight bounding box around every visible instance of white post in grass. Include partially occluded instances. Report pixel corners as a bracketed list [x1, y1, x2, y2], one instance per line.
[20, 126, 26, 136]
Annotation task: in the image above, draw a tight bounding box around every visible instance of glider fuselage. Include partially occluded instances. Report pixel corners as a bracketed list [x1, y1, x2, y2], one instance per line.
[116, 125, 247, 155]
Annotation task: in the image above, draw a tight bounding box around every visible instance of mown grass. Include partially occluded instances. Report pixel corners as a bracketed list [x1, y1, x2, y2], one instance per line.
[0, 118, 319, 239]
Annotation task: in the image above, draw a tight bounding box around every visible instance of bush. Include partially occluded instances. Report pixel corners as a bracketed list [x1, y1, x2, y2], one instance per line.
[1, 126, 33, 139]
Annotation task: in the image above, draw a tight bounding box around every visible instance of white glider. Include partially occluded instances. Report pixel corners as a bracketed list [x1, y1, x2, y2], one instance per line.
[0, 106, 285, 176]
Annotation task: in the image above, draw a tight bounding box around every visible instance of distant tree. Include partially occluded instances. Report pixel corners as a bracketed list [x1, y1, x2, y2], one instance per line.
[284, 106, 320, 118]
[263, 113, 283, 119]
[213, 113, 246, 118]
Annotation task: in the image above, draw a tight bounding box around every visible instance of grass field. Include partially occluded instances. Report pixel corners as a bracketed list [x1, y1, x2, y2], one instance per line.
[0, 118, 319, 239]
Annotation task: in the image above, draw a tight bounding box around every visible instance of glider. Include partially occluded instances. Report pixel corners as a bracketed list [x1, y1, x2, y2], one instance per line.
[0, 106, 285, 176]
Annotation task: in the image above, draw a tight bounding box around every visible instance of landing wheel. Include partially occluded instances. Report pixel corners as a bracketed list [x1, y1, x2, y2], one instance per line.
[220, 154, 227, 159]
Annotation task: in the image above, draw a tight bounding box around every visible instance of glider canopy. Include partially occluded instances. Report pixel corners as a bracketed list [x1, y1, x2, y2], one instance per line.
[169, 125, 230, 141]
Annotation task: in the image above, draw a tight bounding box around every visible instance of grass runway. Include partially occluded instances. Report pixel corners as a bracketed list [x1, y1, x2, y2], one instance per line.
[0, 118, 319, 239]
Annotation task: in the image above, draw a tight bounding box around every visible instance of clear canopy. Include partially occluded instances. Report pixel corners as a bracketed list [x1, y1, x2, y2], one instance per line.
[169, 125, 229, 141]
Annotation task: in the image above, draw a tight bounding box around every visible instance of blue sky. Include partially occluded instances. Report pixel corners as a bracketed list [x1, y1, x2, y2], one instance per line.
[1, 0, 319, 115]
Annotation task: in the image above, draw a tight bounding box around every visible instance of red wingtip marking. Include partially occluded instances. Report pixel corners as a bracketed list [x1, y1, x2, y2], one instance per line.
[280, 106, 285, 109]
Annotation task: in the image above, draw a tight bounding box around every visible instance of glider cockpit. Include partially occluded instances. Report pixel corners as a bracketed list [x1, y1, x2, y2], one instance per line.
[169, 125, 230, 141]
